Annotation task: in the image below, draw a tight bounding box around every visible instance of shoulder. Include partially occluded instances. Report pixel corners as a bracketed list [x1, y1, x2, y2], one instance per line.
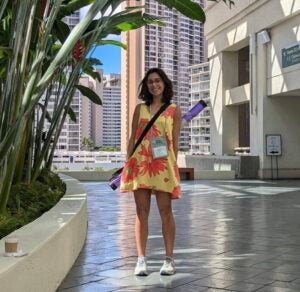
[134, 103, 144, 113]
[136, 103, 147, 110]
[163, 103, 181, 119]
[172, 103, 181, 116]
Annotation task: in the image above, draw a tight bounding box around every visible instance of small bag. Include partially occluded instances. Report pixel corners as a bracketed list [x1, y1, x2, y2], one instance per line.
[150, 136, 168, 159]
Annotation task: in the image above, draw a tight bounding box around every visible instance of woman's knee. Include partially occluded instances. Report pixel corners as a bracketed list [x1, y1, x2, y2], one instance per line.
[136, 206, 150, 219]
[158, 206, 173, 221]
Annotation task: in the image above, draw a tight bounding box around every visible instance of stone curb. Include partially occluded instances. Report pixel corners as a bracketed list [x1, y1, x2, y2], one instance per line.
[0, 175, 87, 292]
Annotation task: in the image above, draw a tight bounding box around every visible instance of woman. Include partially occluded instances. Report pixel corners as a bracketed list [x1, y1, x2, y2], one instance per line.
[120, 68, 182, 276]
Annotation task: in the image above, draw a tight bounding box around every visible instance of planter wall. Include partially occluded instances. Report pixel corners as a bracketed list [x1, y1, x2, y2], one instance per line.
[0, 175, 87, 292]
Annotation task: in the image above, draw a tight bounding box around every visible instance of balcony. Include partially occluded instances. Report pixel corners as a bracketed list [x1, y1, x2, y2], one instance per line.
[225, 83, 250, 106]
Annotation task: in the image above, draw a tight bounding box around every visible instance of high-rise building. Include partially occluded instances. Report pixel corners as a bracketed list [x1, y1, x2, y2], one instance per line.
[64, 11, 80, 30]
[121, 0, 205, 151]
[51, 12, 82, 151]
[189, 62, 210, 154]
[79, 74, 103, 148]
[102, 74, 121, 147]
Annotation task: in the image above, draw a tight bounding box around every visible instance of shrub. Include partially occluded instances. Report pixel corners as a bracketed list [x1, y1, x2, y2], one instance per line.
[0, 171, 65, 239]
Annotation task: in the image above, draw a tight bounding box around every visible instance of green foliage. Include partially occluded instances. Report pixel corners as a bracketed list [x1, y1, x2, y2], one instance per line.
[82, 166, 93, 170]
[0, 0, 213, 214]
[98, 146, 121, 152]
[0, 171, 65, 239]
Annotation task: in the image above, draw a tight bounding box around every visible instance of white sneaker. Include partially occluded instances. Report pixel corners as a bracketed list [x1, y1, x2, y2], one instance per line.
[160, 257, 176, 275]
[134, 256, 148, 276]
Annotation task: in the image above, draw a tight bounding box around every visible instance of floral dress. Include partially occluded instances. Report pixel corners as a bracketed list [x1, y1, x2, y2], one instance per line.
[120, 103, 181, 199]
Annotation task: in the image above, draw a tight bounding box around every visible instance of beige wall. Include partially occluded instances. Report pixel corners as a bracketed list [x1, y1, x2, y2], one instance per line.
[206, 0, 300, 178]
[121, 1, 145, 152]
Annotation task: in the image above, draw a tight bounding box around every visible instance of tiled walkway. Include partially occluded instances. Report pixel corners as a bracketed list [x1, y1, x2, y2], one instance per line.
[58, 180, 300, 292]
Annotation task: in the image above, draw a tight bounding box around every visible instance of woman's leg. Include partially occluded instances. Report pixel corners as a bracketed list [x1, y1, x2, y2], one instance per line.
[134, 188, 152, 257]
[155, 192, 175, 257]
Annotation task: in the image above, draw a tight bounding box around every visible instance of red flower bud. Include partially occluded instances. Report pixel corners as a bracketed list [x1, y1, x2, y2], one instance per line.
[72, 40, 85, 63]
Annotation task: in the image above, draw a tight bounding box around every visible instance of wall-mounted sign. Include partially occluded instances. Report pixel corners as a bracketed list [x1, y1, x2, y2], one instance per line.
[266, 134, 282, 156]
[282, 41, 300, 68]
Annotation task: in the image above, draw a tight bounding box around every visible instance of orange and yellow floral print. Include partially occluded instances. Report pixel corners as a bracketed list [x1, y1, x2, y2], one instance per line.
[161, 105, 175, 118]
[120, 103, 181, 199]
[173, 162, 180, 182]
[135, 118, 161, 141]
[139, 144, 167, 177]
[122, 157, 139, 183]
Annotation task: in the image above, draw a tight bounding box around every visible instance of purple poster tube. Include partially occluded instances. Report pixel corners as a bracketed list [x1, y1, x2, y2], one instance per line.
[182, 100, 207, 125]
[109, 173, 121, 190]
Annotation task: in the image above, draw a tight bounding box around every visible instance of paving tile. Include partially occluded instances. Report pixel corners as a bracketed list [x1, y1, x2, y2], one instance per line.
[189, 276, 237, 289]
[100, 272, 204, 289]
[59, 274, 106, 290]
[255, 286, 300, 292]
[96, 268, 134, 279]
[57, 180, 300, 292]
[58, 282, 116, 292]
[226, 282, 265, 291]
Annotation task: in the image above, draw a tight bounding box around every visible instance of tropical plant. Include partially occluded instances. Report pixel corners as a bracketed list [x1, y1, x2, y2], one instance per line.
[81, 137, 94, 151]
[0, 0, 233, 215]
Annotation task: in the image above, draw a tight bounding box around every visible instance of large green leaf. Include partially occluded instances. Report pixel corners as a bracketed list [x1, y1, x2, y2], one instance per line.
[83, 64, 101, 82]
[0, 0, 9, 20]
[0, 46, 12, 58]
[38, 103, 52, 123]
[75, 84, 102, 105]
[53, 19, 71, 44]
[155, 0, 206, 22]
[65, 106, 77, 122]
[96, 11, 165, 39]
[97, 39, 127, 50]
[86, 57, 102, 66]
[58, 0, 95, 19]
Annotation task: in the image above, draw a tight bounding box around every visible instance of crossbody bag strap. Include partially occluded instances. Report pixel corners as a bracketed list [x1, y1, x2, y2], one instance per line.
[110, 103, 170, 179]
[130, 103, 169, 157]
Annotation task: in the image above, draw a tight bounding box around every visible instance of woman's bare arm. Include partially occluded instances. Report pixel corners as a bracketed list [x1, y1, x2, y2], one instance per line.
[127, 104, 141, 159]
[172, 105, 182, 160]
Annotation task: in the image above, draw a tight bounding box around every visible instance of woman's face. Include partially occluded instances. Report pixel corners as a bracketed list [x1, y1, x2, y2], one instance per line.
[146, 72, 165, 99]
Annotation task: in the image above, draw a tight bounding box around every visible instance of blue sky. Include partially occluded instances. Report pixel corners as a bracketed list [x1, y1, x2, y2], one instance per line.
[90, 44, 121, 74]
[80, 6, 122, 75]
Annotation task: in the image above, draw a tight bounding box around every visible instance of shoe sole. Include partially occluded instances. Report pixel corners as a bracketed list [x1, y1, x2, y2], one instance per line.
[135, 272, 148, 276]
[160, 271, 176, 276]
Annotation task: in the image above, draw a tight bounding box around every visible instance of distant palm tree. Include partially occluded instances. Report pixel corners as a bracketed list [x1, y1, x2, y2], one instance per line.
[81, 137, 94, 151]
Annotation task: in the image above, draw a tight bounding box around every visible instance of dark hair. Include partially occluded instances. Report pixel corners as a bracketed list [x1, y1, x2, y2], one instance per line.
[138, 68, 173, 105]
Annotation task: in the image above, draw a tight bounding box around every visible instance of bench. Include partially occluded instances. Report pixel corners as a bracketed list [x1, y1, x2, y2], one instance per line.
[179, 167, 194, 180]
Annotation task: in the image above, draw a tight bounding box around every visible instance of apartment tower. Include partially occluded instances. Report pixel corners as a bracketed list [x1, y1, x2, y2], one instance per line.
[189, 62, 210, 154]
[102, 74, 121, 147]
[121, 0, 205, 152]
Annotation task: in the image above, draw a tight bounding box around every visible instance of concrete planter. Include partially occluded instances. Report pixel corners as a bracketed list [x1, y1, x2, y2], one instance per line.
[0, 175, 87, 292]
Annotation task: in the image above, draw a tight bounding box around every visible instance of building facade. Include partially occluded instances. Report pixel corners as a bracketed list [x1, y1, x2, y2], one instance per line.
[102, 74, 121, 147]
[189, 62, 211, 154]
[121, 0, 205, 151]
[79, 74, 103, 148]
[205, 0, 300, 178]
